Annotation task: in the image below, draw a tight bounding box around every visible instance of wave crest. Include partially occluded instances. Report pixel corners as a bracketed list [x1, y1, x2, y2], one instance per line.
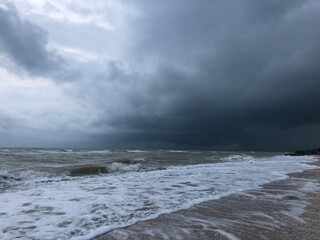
[110, 162, 141, 173]
[69, 165, 108, 176]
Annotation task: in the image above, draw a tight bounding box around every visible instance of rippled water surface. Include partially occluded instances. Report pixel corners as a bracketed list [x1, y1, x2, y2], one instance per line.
[0, 148, 317, 239]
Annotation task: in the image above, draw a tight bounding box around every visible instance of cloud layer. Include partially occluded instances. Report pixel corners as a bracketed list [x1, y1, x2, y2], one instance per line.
[1, 0, 320, 150]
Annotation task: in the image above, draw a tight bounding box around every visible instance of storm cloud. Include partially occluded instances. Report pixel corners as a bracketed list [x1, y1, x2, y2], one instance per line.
[0, 2, 78, 79]
[83, 0, 320, 150]
[1, 0, 320, 150]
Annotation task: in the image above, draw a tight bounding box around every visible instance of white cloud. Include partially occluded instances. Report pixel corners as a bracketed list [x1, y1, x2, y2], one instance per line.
[53, 44, 102, 63]
[8, 0, 136, 30]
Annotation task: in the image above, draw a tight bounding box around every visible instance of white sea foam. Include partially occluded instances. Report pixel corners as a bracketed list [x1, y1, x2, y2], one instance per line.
[0, 166, 11, 176]
[0, 155, 317, 240]
[168, 150, 188, 153]
[126, 150, 147, 153]
[88, 149, 111, 154]
[222, 154, 256, 162]
[215, 229, 240, 240]
[134, 157, 145, 162]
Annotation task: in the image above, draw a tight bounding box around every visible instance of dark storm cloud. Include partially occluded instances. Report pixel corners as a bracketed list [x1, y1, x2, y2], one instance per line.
[0, 2, 79, 79]
[1, 0, 319, 150]
[93, 0, 320, 150]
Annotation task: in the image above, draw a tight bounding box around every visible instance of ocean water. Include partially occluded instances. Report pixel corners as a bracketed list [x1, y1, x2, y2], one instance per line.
[0, 148, 317, 240]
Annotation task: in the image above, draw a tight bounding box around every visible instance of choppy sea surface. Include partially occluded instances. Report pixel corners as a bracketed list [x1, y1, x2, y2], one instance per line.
[0, 148, 317, 240]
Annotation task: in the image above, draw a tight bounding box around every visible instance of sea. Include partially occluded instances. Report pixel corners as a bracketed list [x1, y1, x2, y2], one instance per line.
[0, 148, 317, 240]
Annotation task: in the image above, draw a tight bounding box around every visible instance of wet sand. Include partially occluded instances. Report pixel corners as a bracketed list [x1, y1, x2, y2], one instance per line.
[94, 159, 320, 240]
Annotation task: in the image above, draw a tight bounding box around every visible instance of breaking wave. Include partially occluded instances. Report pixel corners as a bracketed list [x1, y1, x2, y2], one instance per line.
[222, 154, 256, 162]
[0, 155, 317, 240]
[126, 150, 148, 153]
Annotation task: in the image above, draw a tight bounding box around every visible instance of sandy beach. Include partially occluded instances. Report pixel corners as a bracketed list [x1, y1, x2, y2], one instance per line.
[94, 159, 320, 240]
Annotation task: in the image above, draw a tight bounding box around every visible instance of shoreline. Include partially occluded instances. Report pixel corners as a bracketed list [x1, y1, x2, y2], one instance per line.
[94, 158, 320, 240]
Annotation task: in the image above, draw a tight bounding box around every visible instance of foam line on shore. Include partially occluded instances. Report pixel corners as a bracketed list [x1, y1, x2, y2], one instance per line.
[94, 162, 320, 240]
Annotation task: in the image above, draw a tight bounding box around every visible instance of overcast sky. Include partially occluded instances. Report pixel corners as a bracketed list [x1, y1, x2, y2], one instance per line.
[0, 0, 320, 150]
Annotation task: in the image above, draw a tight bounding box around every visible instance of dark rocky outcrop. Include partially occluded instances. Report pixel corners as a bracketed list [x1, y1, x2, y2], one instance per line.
[285, 148, 320, 156]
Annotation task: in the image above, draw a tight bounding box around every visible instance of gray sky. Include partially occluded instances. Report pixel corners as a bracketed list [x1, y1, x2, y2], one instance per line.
[0, 0, 320, 150]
